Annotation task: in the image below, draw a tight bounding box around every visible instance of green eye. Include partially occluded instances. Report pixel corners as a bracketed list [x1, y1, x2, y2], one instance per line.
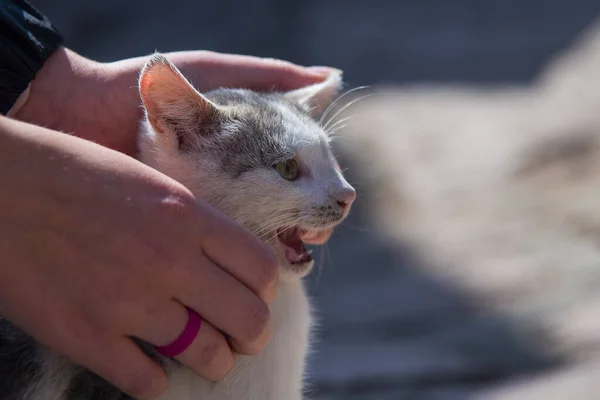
[274, 159, 299, 181]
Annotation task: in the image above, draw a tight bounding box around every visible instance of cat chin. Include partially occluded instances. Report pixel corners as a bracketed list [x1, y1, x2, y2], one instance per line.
[277, 258, 315, 282]
[265, 240, 314, 282]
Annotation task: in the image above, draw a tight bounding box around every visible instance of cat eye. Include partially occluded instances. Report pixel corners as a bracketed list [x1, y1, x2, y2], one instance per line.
[274, 159, 299, 181]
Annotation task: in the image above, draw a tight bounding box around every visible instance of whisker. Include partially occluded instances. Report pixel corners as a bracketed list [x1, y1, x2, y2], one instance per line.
[253, 213, 294, 228]
[263, 217, 304, 242]
[323, 93, 375, 131]
[340, 221, 371, 232]
[251, 214, 291, 232]
[315, 244, 328, 282]
[254, 218, 299, 239]
[257, 226, 289, 242]
[252, 215, 298, 237]
[318, 86, 371, 126]
[326, 115, 354, 134]
[328, 134, 360, 144]
[328, 124, 349, 135]
[304, 106, 318, 117]
[255, 215, 303, 239]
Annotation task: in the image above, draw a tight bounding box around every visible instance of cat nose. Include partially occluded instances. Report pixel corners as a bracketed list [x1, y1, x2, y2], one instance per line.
[336, 187, 356, 212]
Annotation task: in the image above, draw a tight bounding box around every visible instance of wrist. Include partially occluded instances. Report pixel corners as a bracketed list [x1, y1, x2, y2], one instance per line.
[13, 47, 145, 155]
[12, 47, 108, 140]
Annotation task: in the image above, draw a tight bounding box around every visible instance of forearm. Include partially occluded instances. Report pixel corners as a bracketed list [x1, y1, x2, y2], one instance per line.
[0, 114, 56, 159]
[0, 116, 72, 221]
[0, 115, 90, 179]
[11, 48, 114, 145]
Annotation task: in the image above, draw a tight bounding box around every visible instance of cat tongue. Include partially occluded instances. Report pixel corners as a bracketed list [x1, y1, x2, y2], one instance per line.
[285, 247, 305, 263]
[278, 228, 307, 263]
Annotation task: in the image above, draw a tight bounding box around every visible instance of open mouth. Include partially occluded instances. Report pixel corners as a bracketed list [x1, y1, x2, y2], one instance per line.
[277, 227, 314, 265]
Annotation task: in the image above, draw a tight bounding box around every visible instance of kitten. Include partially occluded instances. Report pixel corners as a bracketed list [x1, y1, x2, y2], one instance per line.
[0, 54, 355, 400]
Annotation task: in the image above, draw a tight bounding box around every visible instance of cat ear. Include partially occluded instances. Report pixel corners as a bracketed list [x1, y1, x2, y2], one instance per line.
[139, 54, 220, 146]
[285, 70, 343, 117]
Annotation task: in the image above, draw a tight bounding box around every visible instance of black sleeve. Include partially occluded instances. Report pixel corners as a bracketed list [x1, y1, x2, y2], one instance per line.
[0, 0, 63, 114]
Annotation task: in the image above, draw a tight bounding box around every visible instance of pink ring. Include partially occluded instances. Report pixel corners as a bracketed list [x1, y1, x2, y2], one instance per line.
[155, 307, 202, 358]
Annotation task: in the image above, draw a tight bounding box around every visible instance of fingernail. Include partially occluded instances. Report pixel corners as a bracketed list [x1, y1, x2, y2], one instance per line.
[307, 66, 344, 76]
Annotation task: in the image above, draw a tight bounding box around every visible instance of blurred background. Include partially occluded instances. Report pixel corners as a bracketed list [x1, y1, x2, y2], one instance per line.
[31, 1, 600, 399]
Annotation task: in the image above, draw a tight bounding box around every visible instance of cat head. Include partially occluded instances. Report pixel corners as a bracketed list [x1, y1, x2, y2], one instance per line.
[137, 54, 356, 281]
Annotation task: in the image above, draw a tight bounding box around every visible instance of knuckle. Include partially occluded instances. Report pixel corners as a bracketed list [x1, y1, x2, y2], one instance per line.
[121, 366, 166, 399]
[216, 352, 235, 381]
[264, 57, 296, 69]
[205, 346, 235, 382]
[197, 335, 234, 382]
[222, 357, 235, 379]
[198, 339, 223, 369]
[159, 191, 197, 221]
[261, 245, 279, 272]
[244, 301, 271, 347]
[255, 252, 278, 295]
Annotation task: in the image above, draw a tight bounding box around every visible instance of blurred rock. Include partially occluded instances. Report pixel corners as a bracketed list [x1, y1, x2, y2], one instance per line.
[340, 19, 600, 398]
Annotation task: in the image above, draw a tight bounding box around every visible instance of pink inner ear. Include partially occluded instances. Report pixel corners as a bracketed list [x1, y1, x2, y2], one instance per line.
[139, 55, 222, 138]
[140, 62, 191, 112]
[139, 71, 161, 117]
[139, 61, 194, 135]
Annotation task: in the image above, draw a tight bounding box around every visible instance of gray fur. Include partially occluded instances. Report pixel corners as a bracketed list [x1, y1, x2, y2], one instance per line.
[0, 318, 43, 400]
[0, 318, 161, 400]
[192, 88, 323, 177]
[0, 318, 73, 400]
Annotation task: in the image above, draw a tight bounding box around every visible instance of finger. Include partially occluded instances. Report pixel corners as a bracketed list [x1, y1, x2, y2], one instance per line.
[221, 57, 331, 91]
[196, 205, 279, 304]
[137, 303, 235, 382]
[175, 255, 272, 355]
[173, 318, 235, 382]
[132, 301, 190, 348]
[72, 335, 168, 400]
[174, 52, 337, 92]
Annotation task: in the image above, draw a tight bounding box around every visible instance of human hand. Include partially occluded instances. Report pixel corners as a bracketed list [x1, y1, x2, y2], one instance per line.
[13, 47, 336, 156]
[0, 116, 278, 399]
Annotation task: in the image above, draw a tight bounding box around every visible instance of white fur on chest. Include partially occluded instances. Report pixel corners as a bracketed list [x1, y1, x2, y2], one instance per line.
[158, 280, 311, 400]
